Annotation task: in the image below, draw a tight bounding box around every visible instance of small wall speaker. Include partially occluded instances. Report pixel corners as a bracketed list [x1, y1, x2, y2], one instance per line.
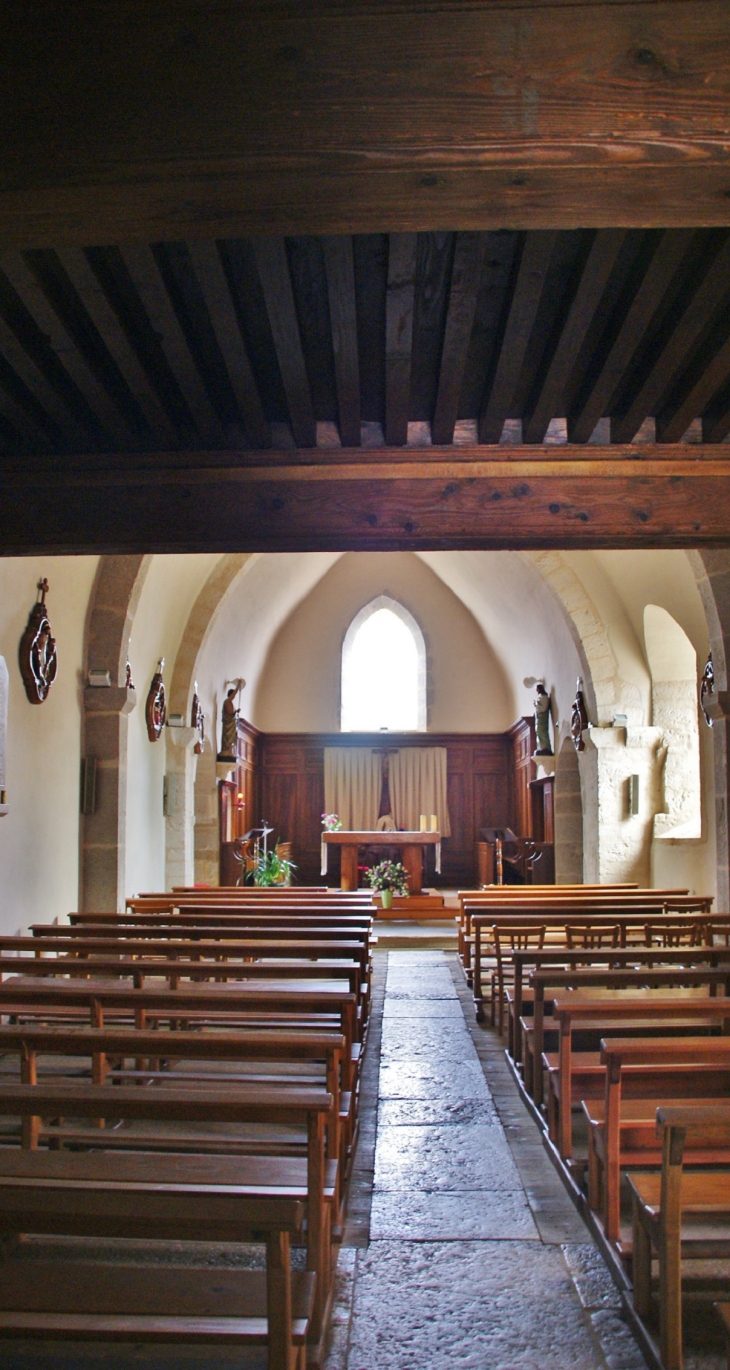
[80, 757, 97, 815]
[163, 773, 177, 818]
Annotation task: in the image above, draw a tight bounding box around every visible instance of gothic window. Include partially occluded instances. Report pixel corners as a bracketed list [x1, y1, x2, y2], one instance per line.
[341, 595, 427, 732]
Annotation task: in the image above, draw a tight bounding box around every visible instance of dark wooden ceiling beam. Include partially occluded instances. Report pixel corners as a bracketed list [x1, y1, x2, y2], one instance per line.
[0, 251, 138, 447]
[523, 230, 625, 444]
[612, 237, 730, 444]
[385, 233, 417, 446]
[0, 378, 53, 450]
[658, 332, 730, 443]
[253, 238, 316, 448]
[0, 309, 91, 448]
[479, 232, 557, 443]
[323, 236, 360, 447]
[3, 446, 730, 553]
[432, 232, 486, 445]
[568, 231, 694, 445]
[186, 240, 270, 450]
[1, 3, 730, 246]
[118, 244, 225, 447]
[55, 246, 179, 449]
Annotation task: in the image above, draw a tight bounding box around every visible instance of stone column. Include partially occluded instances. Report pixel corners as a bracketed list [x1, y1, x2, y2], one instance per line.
[164, 727, 200, 890]
[81, 684, 136, 911]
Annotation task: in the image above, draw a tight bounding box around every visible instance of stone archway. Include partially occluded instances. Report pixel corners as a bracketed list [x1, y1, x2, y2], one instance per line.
[689, 551, 730, 906]
[81, 555, 151, 910]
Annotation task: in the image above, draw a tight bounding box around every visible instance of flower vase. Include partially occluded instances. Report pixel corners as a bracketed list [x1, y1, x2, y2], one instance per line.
[381, 888, 393, 910]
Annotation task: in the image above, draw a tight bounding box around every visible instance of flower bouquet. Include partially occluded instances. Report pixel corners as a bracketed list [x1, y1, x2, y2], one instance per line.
[365, 859, 409, 910]
[321, 813, 342, 832]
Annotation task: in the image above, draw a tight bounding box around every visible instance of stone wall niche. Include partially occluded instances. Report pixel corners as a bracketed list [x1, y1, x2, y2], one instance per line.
[643, 605, 702, 843]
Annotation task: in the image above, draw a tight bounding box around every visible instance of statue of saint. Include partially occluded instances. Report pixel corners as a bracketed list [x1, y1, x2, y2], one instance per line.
[219, 688, 239, 759]
[534, 682, 553, 755]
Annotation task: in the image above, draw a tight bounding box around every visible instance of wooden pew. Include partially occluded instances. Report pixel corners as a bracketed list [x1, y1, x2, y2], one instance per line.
[0, 1080, 334, 1370]
[548, 991, 730, 1161]
[0, 979, 359, 1086]
[457, 888, 696, 975]
[0, 1023, 350, 1179]
[510, 946, 730, 1078]
[471, 908, 724, 1019]
[589, 1038, 730, 1244]
[630, 1102, 730, 1370]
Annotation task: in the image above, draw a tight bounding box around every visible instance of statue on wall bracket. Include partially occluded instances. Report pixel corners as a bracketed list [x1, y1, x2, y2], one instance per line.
[571, 677, 588, 752]
[145, 658, 167, 741]
[533, 682, 553, 755]
[700, 653, 715, 727]
[19, 578, 57, 705]
[218, 678, 245, 761]
[191, 681, 205, 754]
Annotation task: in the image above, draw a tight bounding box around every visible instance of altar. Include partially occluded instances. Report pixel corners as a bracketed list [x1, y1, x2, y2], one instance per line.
[321, 830, 441, 893]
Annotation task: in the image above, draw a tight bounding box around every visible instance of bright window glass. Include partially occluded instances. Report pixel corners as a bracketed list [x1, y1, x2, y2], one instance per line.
[341, 603, 425, 731]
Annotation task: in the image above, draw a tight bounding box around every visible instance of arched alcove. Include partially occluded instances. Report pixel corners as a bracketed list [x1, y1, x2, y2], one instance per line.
[644, 604, 701, 841]
[554, 737, 584, 883]
[341, 595, 427, 731]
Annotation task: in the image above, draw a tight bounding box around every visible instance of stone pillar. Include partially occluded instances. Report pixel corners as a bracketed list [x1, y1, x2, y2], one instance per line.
[554, 738, 583, 882]
[194, 746, 222, 886]
[81, 684, 136, 910]
[164, 727, 200, 890]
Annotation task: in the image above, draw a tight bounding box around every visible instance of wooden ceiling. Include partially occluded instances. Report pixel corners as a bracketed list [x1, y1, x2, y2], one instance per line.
[2, 2, 730, 554]
[3, 228, 730, 459]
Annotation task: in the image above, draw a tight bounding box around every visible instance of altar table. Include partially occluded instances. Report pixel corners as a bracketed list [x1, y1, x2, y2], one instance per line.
[321, 830, 441, 894]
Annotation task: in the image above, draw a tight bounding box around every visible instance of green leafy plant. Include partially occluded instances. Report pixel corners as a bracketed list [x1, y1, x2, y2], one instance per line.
[247, 848, 296, 887]
[365, 859, 409, 896]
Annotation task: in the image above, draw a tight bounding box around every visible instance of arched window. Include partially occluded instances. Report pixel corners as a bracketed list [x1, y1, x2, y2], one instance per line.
[341, 595, 427, 732]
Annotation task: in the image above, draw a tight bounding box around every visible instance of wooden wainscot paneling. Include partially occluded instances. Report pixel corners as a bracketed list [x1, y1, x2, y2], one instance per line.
[253, 730, 532, 889]
[508, 717, 536, 839]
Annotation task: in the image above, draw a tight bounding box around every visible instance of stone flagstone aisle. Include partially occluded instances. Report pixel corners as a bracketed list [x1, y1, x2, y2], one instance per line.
[330, 950, 648, 1370]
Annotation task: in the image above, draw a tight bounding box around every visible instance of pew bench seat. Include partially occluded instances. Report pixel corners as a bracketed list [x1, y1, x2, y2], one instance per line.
[0, 1261, 315, 1350]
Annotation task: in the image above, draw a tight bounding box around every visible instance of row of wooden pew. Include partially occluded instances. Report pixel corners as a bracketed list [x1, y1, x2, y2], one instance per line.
[0, 883, 375, 1369]
[456, 882, 730, 1370]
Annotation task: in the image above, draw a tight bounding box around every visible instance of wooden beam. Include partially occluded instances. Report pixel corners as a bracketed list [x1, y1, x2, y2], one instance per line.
[432, 232, 486, 445]
[569, 231, 694, 444]
[612, 237, 730, 444]
[523, 230, 625, 444]
[1, 4, 730, 246]
[55, 246, 179, 449]
[253, 238, 316, 448]
[479, 232, 557, 443]
[659, 331, 730, 443]
[4, 445, 730, 553]
[323, 236, 360, 447]
[186, 240, 270, 449]
[0, 252, 138, 448]
[385, 234, 417, 446]
[118, 244, 225, 446]
[0, 307, 91, 448]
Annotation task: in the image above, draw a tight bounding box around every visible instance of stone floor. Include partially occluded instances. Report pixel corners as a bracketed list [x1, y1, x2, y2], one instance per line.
[325, 950, 648, 1370]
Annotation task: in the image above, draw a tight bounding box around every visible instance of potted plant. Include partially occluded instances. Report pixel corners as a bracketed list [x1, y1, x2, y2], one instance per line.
[246, 846, 296, 887]
[365, 859, 409, 910]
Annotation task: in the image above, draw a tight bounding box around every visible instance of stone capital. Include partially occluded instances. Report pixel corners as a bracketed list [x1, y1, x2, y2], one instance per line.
[166, 725, 199, 751]
[83, 686, 136, 716]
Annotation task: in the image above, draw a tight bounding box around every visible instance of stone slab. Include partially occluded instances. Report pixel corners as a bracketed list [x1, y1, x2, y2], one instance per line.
[375, 1123, 522, 1192]
[378, 1060, 490, 1101]
[382, 998, 466, 1018]
[378, 1095, 498, 1127]
[347, 1240, 609, 1370]
[380, 1023, 473, 1061]
[370, 1189, 540, 1240]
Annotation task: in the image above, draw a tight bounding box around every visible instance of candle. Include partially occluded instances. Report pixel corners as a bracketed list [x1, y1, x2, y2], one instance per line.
[419, 814, 427, 831]
[430, 814, 438, 831]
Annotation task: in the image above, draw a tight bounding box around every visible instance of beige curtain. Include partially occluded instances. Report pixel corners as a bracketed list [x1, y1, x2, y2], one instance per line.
[389, 747, 451, 837]
[323, 748, 382, 831]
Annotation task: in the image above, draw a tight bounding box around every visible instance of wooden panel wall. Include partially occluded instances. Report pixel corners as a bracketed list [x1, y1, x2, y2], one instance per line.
[254, 727, 533, 888]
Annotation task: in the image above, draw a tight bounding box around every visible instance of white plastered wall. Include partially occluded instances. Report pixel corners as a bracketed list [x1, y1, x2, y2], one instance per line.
[0, 556, 99, 932]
